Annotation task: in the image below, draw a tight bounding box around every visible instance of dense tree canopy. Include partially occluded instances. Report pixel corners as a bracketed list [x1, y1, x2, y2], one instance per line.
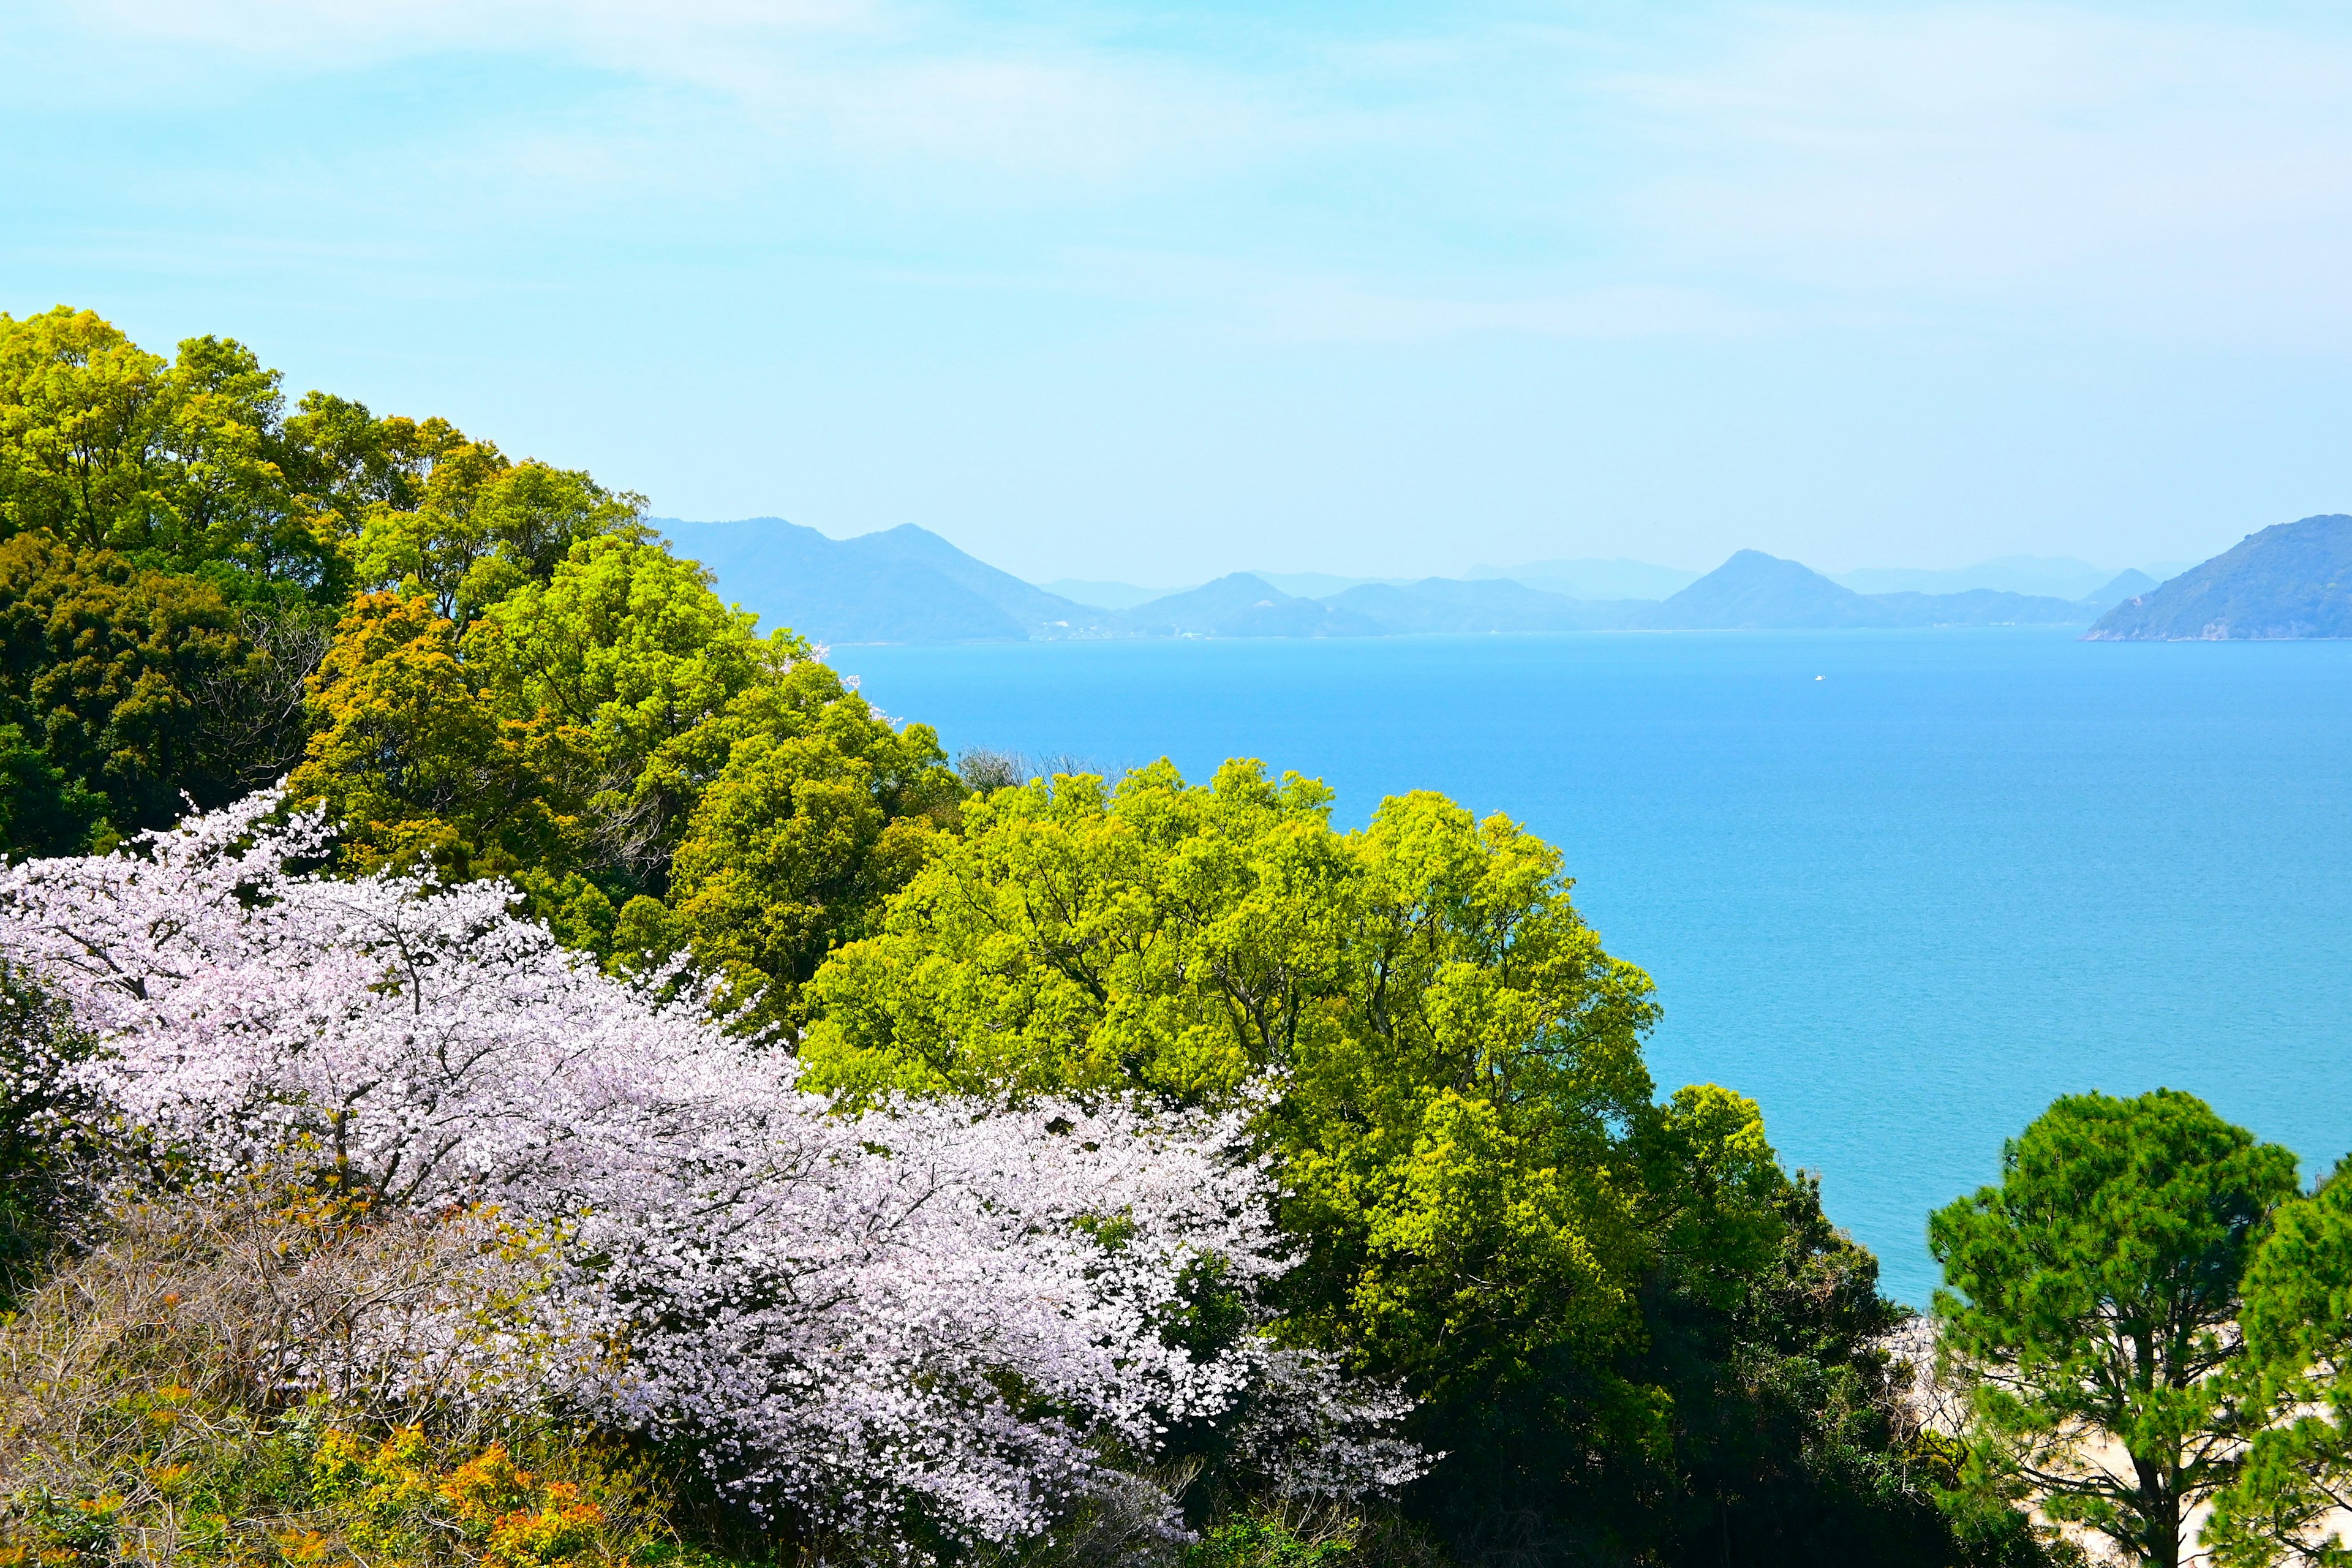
[802, 764, 1684, 1384]
[0, 304, 967, 1025]
[1, 307, 361, 597]
[291, 533, 960, 1025]
[0, 532, 317, 851]
[351, 440, 644, 625]
[801, 761, 2026, 1564]
[0, 304, 2094, 1567]
[0, 796, 1413, 1551]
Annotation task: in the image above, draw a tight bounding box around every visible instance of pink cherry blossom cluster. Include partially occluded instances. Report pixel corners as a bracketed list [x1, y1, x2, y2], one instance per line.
[0, 793, 1420, 1546]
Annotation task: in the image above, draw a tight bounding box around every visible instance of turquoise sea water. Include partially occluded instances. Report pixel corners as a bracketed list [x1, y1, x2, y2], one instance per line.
[825, 629, 2352, 1305]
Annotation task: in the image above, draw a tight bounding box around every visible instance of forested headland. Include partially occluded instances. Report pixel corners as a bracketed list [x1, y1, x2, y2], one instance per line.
[6, 308, 2352, 1568]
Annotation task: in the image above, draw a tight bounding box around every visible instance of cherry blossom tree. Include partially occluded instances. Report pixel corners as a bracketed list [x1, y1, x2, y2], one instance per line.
[0, 793, 1419, 1547]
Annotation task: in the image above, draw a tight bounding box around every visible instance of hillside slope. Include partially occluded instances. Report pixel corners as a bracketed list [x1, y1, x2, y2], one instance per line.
[1117, 574, 1388, 637]
[1834, 556, 2114, 598]
[1466, 557, 1702, 599]
[655, 518, 1113, 643]
[1637, 551, 2087, 630]
[1868, 587, 2098, 627]
[1640, 551, 1874, 628]
[2082, 568, 2158, 609]
[2086, 515, 2352, 639]
[846, 523, 1113, 636]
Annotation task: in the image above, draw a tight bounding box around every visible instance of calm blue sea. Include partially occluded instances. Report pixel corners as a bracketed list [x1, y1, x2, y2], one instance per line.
[825, 629, 2352, 1305]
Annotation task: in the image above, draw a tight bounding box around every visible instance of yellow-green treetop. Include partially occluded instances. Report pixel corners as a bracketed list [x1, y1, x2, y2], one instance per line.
[802, 760, 1785, 1443]
[293, 532, 960, 1027]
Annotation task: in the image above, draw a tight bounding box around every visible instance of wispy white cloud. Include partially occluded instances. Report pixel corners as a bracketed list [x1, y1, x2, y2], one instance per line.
[1599, 7, 2352, 342]
[24, 0, 2352, 351]
[44, 0, 1315, 197]
[66, 0, 882, 70]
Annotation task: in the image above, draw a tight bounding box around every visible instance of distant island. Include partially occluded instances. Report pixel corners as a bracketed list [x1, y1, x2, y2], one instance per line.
[2086, 514, 2352, 640]
[655, 518, 2174, 645]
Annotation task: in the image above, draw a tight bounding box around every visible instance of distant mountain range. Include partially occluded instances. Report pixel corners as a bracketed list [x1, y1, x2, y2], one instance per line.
[1049, 570, 1435, 606]
[1053, 554, 2190, 609]
[1039, 579, 1180, 610]
[1636, 551, 2103, 629]
[2087, 514, 2352, 640]
[1831, 555, 2186, 600]
[1466, 558, 1705, 600]
[657, 519, 1118, 642]
[653, 518, 2183, 644]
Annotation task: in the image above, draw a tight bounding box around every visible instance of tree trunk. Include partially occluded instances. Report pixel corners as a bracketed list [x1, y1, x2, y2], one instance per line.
[2142, 1475, 2181, 1568]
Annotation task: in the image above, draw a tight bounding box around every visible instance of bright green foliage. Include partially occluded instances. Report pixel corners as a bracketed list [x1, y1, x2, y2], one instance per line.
[0, 306, 561, 608]
[278, 391, 465, 529]
[0, 532, 318, 853]
[0, 308, 541, 854]
[1184, 1509, 1357, 1568]
[668, 710, 959, 1033]
[2204, 1161, 2352, 1566]
[806, 763, 1338, 1104]
[292, 535, 960, 1025]
[293, 535, 774, 886]
[803, 761, 2057, 1564]
[0, 307, 356, 597]
[467, 533, 783, 851]
[290, 591, 568, 880]
[473, 533, 963, 1021]
[801, 764, 1782, 1515]
[0, 306, 168, 546]
[802, 764, 1675, 1366]
[353, 442, 646, 625]
[1929, 1090, 2300, 1568]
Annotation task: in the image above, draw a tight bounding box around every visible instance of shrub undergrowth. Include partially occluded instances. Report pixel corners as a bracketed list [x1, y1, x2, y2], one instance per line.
[0, 1186, 735, 1567]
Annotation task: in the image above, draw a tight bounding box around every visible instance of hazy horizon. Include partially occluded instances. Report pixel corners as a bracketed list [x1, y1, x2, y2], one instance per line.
[13, 2, 2352, 581]
[657, 513, 2199, 599]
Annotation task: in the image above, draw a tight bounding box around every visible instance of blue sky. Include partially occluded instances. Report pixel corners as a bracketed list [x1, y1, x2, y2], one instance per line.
[7, 0, 2352, 582]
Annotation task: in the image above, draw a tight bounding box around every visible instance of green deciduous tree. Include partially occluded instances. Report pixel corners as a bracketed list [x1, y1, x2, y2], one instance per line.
[0, 307, 353, 596]
[465, 531, 780, 851]
[0, 306, 549, 609]
[294, 536, 766, 883]
[1929, 1089, 2301, 1568]
[352, 443, 646, 624]
[0, 306, 173, 549]
[799, 761, 2000, 1562]
[0, 532, 315, 854]
[276, 391, 464, 527]
[291, 533, 960, 1025]
[289, 589, 566, 878]
[666, 692, 962, 1034]
[799, 758, 1670, 1384]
